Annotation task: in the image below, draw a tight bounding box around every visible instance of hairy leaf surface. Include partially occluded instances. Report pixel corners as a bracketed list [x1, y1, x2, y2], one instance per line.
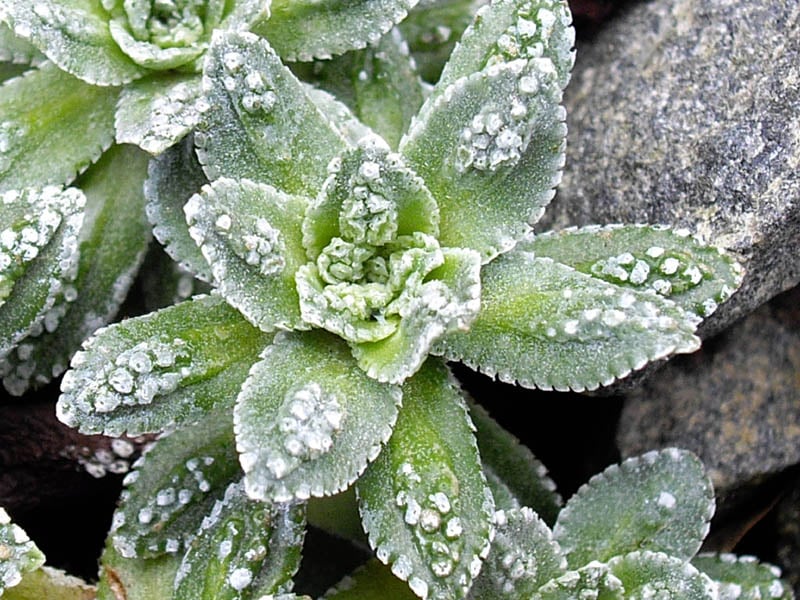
[0, 145, 150, 395]
[608, 551, 717, 599]
[323, 560, 418, 599]
[234, 330, 401, 502]
[0, 22, 45, 65]
[357, 359, 494, 600]
[0, 508, 45, 595]
[533, 562, 623, 600]
[435, 254, 701, 392]
[184, 178, 308, 332]
[0, 62, 117, 192]
[58, 294, 273, 436]
[553, 449, 715, 568]
[197, 31, 347, 197]
[692, 553, 793, 600]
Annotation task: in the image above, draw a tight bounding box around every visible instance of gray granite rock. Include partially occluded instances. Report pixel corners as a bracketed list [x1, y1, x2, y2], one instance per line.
[540, 0, 800, 334]
[616, 285, 800, 494]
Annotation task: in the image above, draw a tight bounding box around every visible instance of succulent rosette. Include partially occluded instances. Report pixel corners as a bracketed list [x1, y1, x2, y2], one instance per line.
[54, 0, 744, 598]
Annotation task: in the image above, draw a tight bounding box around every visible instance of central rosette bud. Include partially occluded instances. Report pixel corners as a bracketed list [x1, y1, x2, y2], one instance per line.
[296, 138, 482, 383]
[104, 0, 227, 69]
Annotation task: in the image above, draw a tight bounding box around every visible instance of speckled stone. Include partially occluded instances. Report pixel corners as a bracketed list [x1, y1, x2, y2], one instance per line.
[540, 0, 800, 334]
[616, 285, 800, 494]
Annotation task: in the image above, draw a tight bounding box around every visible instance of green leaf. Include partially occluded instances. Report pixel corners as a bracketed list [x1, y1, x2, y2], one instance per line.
[57, 294, 273, 436]
[0, 0, 146, 85]
[400, 58, 567, 261]
[2, 567, 95, 600]
[692, 553, 793, 600]
[234, 330, 401, 502]
[196, 30, 347, 197]
[437, 0, 574, 92]
[533, 562, 623, 600]
[323, 560, 419, 599]
[184, 177, 309, 331]
[173, 482, 306, 600]
[435, 254, 702, 392]
[0, 62, 117, 192]
[0, 144, 150, 395]
[608, 551, 717, 599]
[0, 22, 45, 66]
[0, 186, 84, 361]
[399, 0, 477, 83]
[552, 449, 715, 568]
[137, 244, 212, 313]
[524, 225, 745, 320]
[468, 402, 561, 523]
[298, 29, 425, 149]
[0, 508, 45, 595]
[356, 359, 494, 600]
[145, 134, 212, 282]
[252, 0, 419, 62]
[468, 507, 566, 599]
[304, 85, 376, 146]
[96, 540, 182, 600]
[115, 72, 203, 155]
[110, 410, 241, 559]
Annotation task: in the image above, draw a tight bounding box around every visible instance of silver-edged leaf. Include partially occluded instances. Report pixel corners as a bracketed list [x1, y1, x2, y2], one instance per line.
[0, 186, 84, 361]
[234, 330, 402, 503]
[0, 508, 45, 595]
[469, 402, 561, 522]
[184, 177, 308, 332]
[323, 560, 419, 599]
[0, 62, 117, 192]
[1, 566, 96, 599]
[304, 85, 376, 146]
[608, 551, 718, 600]
[356, 359, 494, 600]
[400, 58, 567, 261]
[0, 144, 150, 395]
[437, 0, 574, 92]
[0, 0, 146, 85]
[252, 0, 419, 62]
[524, 225, 745, 320]
[57, 294, 273, 437]
[110, 410, 241, 560]
[172, 482, 306, 600]
[532, 561, 623, 600]
[0, 22, 45, 66]
[692, 553, 793, 600]
[552, 449, 715, 568]
[115, 72, 203, 155]
[196, 30, 347, 197]
[468, 507, 566, 599]
[434, 253, 702, 392]
[145, 134, 212, 282]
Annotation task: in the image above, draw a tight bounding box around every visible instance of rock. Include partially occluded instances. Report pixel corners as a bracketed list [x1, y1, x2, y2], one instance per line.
[615, 285, 800, 494]
[541, 0, 800, 334]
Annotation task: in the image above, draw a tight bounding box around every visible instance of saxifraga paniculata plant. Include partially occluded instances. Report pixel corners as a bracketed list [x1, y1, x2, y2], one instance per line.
[0, 0, 432, 399]
[1, 0, 780, 597]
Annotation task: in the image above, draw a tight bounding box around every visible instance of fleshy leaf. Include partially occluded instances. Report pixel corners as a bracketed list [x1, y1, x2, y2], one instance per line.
[434, 253, 702, 392]
[3, 566, 95, 599]
[0, 22, 45, 65]
[0, 186, 83, 361]
[468, 507, 566, 599]
[323, 560, 418, 599]
[532, 562, 623, 600]
[524, 225, 745, 320]
[115, 72, 203, 155]
[96, 541, 182, 600]
[234, 330, 402, 502]
[173, 482, 306, 600]
[0, 508, 45, 595]
[196, 30, 348, 197]
[437, 0, 574, 92]
[298, 28, 425, 149]
[145, 134, 212, 282]
[400, 58, 567, 261]
[552, 449, 715, 568]
[468, 402, 561, 522]
[0, 145, 150, 395]
[608, 551, 717, 599]
[252, 0, 419, 61]
[184, 177, 308, 331]
[0, 62, 117, 192]
[356, 359, 494, 600]
[0, 0, 146, 85]
[57, 294, 273, 437]
[692, 553, 793, 600]
[304, 85, 376, 146]
[110, 410, 241, 559]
